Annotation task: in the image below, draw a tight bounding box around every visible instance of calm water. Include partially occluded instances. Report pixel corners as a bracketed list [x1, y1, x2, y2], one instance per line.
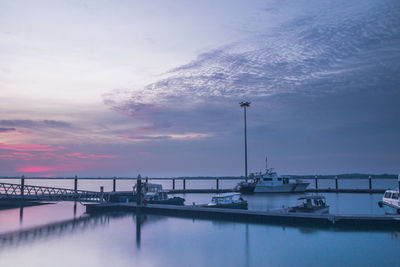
[0, 201, 399, 267]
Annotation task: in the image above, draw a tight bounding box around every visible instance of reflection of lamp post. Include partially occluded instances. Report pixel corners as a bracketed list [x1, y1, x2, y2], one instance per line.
[240, 101, 251, 182]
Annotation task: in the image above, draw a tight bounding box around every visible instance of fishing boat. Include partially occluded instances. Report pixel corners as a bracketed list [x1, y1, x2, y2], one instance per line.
[144, 190, 185, 205]
[108, 182, 163, 203]
[236, 157, 309, 193]
[378, 175, 400, 215]
[205, 192, 248, 209]
[378, 190, 400, 215]
[288, 196, 329, 214]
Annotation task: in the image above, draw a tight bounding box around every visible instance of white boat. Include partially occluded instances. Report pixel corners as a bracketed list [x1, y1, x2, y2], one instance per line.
[205, 192, 248, 209]
[378, 175, 400, 215]
[378, 190, 400, 215]
[236, 157, 309, 193]
[288, 196, 330, 214]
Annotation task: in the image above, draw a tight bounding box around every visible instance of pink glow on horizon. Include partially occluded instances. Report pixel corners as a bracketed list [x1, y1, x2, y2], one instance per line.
[16, 166, 53, 173]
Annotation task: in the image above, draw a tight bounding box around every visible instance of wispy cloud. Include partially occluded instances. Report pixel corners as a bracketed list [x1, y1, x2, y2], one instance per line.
[0, 127, 16, 133]
[104, 0, 400, 136]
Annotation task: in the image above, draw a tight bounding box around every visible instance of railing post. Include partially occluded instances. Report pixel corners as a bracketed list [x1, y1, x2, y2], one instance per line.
[335, 177, 338, 190]
[369, 176, 372, 190]
[113, 177, 116, 192]
[74, 175, 78, 193]
[172, 179, 175, 190]
[183, 179, 186, 190]
[315, 177, 318, 190]
[216, 179, 219, 190]
[21, 175, 25, 198]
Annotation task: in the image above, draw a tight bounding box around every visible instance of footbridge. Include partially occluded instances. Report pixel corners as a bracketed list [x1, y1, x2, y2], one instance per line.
[0, 182, 106, 202]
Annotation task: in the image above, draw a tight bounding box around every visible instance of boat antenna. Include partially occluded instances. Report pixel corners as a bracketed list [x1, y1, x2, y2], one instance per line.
[265, 155, 268, 172]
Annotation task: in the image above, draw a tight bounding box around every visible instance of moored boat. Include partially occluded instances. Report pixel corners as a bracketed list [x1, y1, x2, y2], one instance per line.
[288, 196, 329, 214]
[205, 192, 248, 209]
[378, 190, 400, 215]
[378, 175, 400, 215]
[144, 190, 185, 205]
[108, 182, 163, 203]
[236, 157, 309, 193]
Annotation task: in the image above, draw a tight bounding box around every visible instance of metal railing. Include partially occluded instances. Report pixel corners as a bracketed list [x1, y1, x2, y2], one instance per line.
[0, 182, 105, 202]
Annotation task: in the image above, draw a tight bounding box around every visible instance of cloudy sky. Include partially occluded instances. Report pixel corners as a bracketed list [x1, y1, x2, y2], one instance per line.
[0, 0, 399, 177]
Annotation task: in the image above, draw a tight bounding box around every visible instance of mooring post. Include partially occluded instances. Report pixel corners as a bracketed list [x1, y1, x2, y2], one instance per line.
[172, 179, 175, 190]
[335, 177, 338, 190]
[369, 176, 372, 190]
[315, 177, 318, 190]
[113, 177, 116, 192]
[21, 175, 25, 198]
[74, 175, 78, 193]
[183, 179, 186, 190]
[145, 177, 148, 183]
[216, 179, 219, 190]
[100, 186, 104, 203]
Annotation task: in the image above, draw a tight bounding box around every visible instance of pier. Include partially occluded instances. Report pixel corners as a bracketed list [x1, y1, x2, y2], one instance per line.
[85, 202, 400, 229]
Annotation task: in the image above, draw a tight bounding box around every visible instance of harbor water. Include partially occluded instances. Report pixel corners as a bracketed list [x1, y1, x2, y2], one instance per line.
[0, 182, 400, 267]
[0, 200, 400, 267]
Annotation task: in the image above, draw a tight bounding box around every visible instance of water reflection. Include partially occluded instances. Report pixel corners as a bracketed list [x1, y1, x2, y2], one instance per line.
[19, 207, 23, 226]
[0, 213, 112, 252]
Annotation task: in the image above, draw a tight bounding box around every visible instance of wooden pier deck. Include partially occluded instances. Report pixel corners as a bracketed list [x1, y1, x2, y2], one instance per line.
[85, 203, 400, 229]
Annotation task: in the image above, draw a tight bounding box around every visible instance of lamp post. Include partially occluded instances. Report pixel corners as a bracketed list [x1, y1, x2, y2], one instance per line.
[240, 101, 251, 182]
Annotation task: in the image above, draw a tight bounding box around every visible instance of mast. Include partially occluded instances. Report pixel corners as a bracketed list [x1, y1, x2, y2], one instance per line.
[265, 156, 268, 173]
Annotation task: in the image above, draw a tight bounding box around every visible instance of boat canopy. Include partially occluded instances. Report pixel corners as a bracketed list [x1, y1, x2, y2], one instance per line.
[213, 192, 241, 198]
[298, 196, 326, 200]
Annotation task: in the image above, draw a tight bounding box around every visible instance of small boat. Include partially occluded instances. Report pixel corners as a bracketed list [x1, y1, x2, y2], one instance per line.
[205, 192, 248, 209]
[108, 182, 163, 203]
[236, 157, 309, 193]
[378, 190, 400, 215]
[144, 190, 185, 205]
[288, 196, 329, 214]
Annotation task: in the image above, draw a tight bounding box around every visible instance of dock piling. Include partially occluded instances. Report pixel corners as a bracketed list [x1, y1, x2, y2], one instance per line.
[369, 177, 372, 190]
[21, 175, 25, 198]
[172, 179, 175, 190]
[113, 177, 116, 192]
[335, 178, 338, 190]
[315, 178, 318, 190]
[216, 179, 219, 190]
[183, 179, 186, 190]
[74, 175, 78, 193]
[100, 186, 104, 202]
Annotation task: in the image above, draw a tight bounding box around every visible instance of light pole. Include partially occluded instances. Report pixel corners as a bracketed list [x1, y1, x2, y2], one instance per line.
[240, 101, 251, 182]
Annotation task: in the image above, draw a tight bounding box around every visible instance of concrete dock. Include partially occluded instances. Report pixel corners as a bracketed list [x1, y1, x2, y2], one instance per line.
[85, 203, 400, 229]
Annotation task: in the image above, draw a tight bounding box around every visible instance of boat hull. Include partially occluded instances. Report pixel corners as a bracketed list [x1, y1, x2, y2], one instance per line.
[238, 184, 256, 194]
[205, 202, 248, 210]
[148, 197, 185, 206]
[253, 182, 309, 193]
[289, 206, 330, 214]
[378, 201, 400, 215]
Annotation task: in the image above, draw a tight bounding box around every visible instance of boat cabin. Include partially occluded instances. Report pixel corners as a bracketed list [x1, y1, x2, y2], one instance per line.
[382, 190, 399, 206]
[298, 196, 327, 209]
[144, 190, 169, 201]
[209, 193, 244, 205]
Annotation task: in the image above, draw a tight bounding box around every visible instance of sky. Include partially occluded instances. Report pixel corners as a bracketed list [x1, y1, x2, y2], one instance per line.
[0, 0, 399, 177]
